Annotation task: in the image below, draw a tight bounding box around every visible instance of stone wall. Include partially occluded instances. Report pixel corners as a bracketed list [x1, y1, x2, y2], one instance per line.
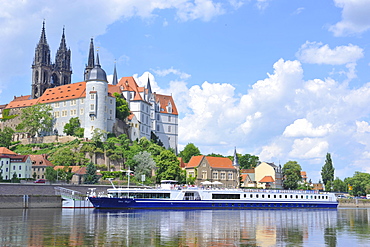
[0, 195, 62, 209]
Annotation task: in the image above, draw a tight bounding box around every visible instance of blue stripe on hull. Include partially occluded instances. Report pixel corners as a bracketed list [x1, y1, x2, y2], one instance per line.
[88, 197, 338, 210]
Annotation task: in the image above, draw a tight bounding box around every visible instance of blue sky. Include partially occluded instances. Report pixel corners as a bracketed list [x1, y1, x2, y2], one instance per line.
[1, 0, 370, 182]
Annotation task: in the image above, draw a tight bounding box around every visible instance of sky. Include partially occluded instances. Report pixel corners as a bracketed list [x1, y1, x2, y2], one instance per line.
[1, 0, 370, 182]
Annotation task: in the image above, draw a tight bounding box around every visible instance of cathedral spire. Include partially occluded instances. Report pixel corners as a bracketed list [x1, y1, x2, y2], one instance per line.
[55, 26, 72, 85]
[147, 74, 152, 94]
[112, 62, 118, 85]
[39, 20, 48, 45]
[233, 147, 239, 167]
[85, 38, 95, 80]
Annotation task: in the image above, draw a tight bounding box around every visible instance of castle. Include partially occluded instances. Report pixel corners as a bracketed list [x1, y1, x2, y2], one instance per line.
[0, 22, 178, 152]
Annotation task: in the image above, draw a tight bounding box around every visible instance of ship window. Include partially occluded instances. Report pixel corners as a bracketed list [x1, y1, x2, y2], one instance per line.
[262, 195, 264, 198]
[285, 195, 287, 198]
[268, 195, 270, 198]
[314, 196, 317, 199]
[250, 194, 253, 198]
[256, 194, 259, 198]
[290, 195, 293, 198]
[212, 194, 240, 199]
[296, 195, 298, 199]
[279, 195, 282, 198]
[274, 195, 276, 198]
[301, 195, 303, 199]
[244, 194, 246, 198]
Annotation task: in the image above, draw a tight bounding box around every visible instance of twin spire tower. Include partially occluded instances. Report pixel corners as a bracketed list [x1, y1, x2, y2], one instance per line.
[31, 21, 72, 99]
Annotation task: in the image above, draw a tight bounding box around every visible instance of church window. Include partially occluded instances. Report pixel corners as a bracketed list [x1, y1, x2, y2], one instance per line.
[90, 104, 95, 111]
[90, 94, 95, 100]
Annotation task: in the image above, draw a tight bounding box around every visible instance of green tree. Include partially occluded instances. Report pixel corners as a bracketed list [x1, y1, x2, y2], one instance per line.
[63, 117, 84, 137]
[16, 103, 53, 137]
[45, 166, 57, 182]
[333, 177, 347, 192]
[239, 154, 259, 169]
[344, 172, 370, 196]
[11, 172, 20, 183]
[155, 149, 183, 183]
[179, 143, 201, 163]
[49, 147, 78, 166]
[282, 161, 302, 190]
[133, 151, 156, 182]
[0, 127, 14, 148]
[84, 163, 100, 184]
[113, 92, 130, 120]
[321, 153, 335, 191]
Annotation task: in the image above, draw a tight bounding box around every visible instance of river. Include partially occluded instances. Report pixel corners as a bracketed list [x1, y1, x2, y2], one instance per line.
[0, 208, 369, 246]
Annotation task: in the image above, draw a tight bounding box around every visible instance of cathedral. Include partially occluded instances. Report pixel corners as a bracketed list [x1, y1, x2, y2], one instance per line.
[0, 22, 178, 152]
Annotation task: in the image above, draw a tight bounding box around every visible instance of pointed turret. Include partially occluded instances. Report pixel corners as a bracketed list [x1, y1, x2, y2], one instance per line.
[84, 38, 95, 81]
[112, 62, 118, 85]
[232, 147, 239, 167]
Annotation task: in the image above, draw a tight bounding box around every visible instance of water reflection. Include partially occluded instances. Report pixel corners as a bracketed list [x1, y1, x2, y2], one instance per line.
[0, 208, 369, 246]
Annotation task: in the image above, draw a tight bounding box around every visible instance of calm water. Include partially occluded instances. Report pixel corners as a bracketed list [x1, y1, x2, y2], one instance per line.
[0, 208, 369, 246]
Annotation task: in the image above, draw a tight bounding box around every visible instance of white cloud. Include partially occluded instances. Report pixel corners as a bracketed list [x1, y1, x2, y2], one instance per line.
[283, 119, 332, 138]
[153, 67, 191, 80]
[255, 0, 270, 10]
[292, 7, 304, 15]
[356, 121, 370, 133]
[289, 138, 329, 159]
[258, 143, 283, 162]
[330, 0, 370, 36]
[296, 41, 364, 65]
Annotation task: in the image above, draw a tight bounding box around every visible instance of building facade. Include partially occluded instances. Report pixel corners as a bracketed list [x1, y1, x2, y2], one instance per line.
[0, 147, 32, 180]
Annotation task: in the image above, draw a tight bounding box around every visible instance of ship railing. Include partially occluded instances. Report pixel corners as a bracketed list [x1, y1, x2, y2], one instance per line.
[242, 189, 321, 194]
[54, 187, 87, 201]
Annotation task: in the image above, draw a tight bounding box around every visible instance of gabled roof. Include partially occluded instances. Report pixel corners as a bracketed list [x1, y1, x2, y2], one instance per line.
[0, 147, 17, 156]
[29, 154, 53, 167]
[154, 93, 178, 115]
[54, 166, 82, 173]
[10, 155, 29, 163]
[116, 77, 144, 101]
[259, 176, 275, 183]
[186, 155, 236, 169]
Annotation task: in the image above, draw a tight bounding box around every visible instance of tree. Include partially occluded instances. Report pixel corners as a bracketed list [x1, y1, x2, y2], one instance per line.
[321, 153, 335, 191]
[333, 177, 347, 192]
[113, 92, 130, 120]
[282, 161, 302, 190]
[179, 143, 201, 163]
[344, 172, 370, 196]
[63, 117, 84, 137]
[0, 127, 14, 148]
[133, 151, 156, 182]
[155, 149, 183, 183]
[239, 154, 259, 169]
[84, 163, 100, 184]
[45, 166, 57, 182]
[16, 103, 53, 137]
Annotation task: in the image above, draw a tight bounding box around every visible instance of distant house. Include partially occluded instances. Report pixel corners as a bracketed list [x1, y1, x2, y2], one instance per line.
[254, 162, 283, 189]
[240, 169, 257, 187]
[30, 154, 54, 179]
[185, 156, 238, 188]
[301, 171, 307, 183]
[0, 147, 32, 180]
[53, 166, 101, 184]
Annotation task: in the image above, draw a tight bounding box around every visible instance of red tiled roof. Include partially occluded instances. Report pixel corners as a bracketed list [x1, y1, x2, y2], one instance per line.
[29, 154, 53, 167]
[0, 147, 17, 155]
[37, 82, 86, 104]
[116, 77, 144, 101]
[10, 155, 29, 163]
[177, 157, 186, 168]
[241, 169, 255, 174]
[186, 155, 235, 169]
[186, 156, 204, 168]
[301, 171, 307, 178]
[5, 98, 38, 109]
[259, 176, 275, 183]
[155, 93, 178, 115]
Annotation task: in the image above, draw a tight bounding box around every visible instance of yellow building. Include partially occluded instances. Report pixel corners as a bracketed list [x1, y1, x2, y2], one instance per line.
[254, 162, 283, 189]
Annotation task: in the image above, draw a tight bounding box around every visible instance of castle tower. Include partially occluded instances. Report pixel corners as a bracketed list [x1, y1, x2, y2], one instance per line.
[53, 27, 72, 86]
[31, 22, 72, 98]
[31, 21, 52, 99]
[84, 53, 108, 141]
[84, 38, 95, 81]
